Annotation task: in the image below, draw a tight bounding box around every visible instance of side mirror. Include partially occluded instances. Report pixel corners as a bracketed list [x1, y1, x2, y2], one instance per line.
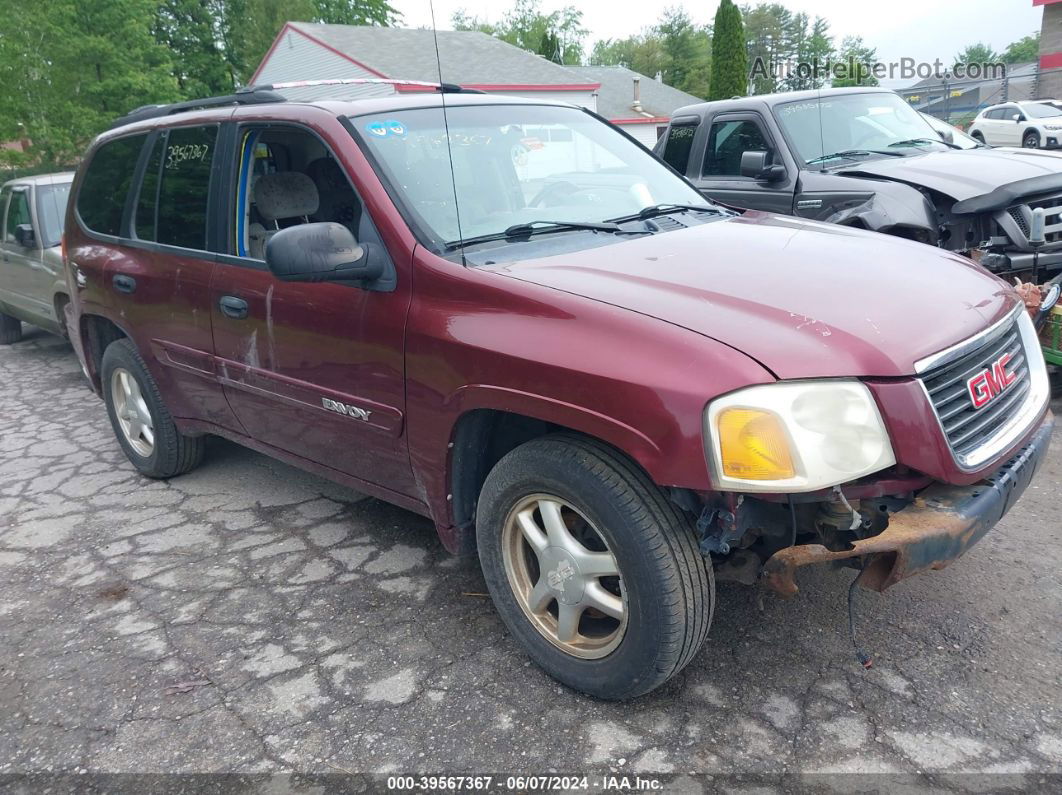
[265, 222, 384, 284]
[14, 223, 34, 248]
[1012, 114, 1024, 122]
[938, 128, 955, 144]
[740, 150, 786, 182]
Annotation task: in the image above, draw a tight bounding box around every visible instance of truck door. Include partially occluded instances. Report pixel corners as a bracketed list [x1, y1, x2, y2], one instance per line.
[208, 121, 416, 496]
[692, 113, 795, 214]
[0, 184, 51, 326]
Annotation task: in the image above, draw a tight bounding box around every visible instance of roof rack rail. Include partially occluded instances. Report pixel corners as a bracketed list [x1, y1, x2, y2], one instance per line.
[248, 78, 485, 95]
[109, 89, 287, 129]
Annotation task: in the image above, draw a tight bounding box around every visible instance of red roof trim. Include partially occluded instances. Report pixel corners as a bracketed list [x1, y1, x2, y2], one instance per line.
[250, 22, 390, 85]
[1042, 52, 1062, 70]
[463, 83, 600, 92]
[609, 116, 670, 124]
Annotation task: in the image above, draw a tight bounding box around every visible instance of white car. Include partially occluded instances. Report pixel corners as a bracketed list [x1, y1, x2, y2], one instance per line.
[919, 112, 985, 149]
[968, 101, 1062, 149]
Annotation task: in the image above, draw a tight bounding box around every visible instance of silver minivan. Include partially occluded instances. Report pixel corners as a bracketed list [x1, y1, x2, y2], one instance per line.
[0, 172, 73, 343]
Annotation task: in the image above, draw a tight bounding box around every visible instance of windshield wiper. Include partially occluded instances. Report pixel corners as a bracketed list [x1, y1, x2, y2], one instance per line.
[606, 203, 725, 224]
[889, 137, 961, 150]
[445, 220, 621, 251]
[805, 149, 906, 165]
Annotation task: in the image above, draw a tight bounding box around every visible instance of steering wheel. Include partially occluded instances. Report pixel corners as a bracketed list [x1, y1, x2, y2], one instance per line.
[528, 181, 581, 208]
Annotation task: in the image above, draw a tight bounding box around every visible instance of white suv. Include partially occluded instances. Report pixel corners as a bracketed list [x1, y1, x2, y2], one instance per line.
[968, 101, 1062, 149]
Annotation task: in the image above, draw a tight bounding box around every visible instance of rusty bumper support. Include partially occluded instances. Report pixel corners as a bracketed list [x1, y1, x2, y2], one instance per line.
[763, 413, 1054, 597]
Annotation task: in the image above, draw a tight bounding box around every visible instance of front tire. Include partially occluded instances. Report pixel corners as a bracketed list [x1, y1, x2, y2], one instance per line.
[0, 313, 22, 345]
[1023, 130, 1041, 149]
[101, 339, 204, 478]
[476, 435, 714, 699]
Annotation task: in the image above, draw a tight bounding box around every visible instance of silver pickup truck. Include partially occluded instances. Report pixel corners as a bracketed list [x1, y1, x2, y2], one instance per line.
[0, 172, 73, 344]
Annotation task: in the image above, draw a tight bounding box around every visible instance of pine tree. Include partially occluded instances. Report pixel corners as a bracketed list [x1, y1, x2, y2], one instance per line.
[710, 0, 748, 100]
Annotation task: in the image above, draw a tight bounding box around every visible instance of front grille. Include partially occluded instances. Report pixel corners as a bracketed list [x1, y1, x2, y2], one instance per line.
[920, 318, 1031, 461]
[1013, 194, 1062, 244]
[1008, 207, 1029, 237]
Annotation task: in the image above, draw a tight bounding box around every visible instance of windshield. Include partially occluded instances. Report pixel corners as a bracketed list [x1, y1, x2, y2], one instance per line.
[35, 183, 71, 248]
[775, 92, 945, 163]
[1021, 102, 1062, 119]
[920, 113, 982, 150]
[351, 104, 706, 250]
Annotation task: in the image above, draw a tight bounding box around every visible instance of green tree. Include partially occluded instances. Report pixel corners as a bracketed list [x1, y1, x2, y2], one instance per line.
[743, 3, 790, 94]
[453, 0, 586, 65]
[1002, 32, 1039, 65]
[832, 35, 879, 87]
[710, 0, 747, 100]
[954, 42, 1001, 68]
[0, 0, 180, 168]
[656, 8, 711, 97]
[153, 0, 234, 96]
[313, 0, 398, 26]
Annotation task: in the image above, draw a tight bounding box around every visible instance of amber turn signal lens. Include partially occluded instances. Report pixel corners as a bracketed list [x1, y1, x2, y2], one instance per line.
[717, 408, 796, 480]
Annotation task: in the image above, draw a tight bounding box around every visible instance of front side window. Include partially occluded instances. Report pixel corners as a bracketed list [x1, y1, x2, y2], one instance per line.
[77, 134, 148, 236]
[4, 190, 31, 242]
[155, 126, 218, 250]
[775, 93, 948, 162]
[703, 120, 769, 177]
[232, 125, 367, 260]
[352, 104, 707, 249]
[660, 123, 697, 173]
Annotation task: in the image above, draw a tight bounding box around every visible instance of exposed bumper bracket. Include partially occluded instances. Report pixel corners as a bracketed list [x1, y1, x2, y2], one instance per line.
[762, 412, 1054, 597]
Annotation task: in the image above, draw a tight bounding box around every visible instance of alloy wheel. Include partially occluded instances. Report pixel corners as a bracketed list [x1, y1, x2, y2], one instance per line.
[111, 368, 155, 457]
[501, 493, 627, 659]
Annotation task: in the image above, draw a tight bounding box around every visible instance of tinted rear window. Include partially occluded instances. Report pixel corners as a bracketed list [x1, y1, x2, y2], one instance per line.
[77, 134, 147, 236]
[155, 126, 217, 250]
[660, 124, 697, 174]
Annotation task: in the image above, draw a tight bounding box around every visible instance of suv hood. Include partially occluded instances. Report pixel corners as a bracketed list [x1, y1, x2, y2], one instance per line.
[486, 213, 1016, 380]
[836, 147, 1062, 202]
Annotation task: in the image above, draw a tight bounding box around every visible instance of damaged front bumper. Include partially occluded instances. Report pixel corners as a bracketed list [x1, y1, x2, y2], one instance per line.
[763, 412, 1054, 597]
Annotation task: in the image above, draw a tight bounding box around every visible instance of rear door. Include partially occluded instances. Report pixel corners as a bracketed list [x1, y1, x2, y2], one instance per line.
[208, 120, 416, 494]
[692, 113, 795, 213]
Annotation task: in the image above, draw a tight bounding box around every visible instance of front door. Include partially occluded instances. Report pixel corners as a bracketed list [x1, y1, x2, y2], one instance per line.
[0, 185, 50, 325]
[693, 115, 795, 214]
[209, 122, 416, 494]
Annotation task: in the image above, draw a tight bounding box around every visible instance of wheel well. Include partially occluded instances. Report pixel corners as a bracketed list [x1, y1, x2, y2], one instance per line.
[970, 129, 984, 140]
[1023, 128, 1041, 142]
[884, 225, 933, 244]
[53, 294, 69, 338]
[81, 314, 127, 392]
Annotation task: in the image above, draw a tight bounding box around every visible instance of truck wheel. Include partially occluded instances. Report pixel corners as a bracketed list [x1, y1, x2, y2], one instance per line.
[101, 339, 204, 478]
[0, 313, 22, 345]
[1023, 131, 1041, 149]
[476, 434, 714, 699]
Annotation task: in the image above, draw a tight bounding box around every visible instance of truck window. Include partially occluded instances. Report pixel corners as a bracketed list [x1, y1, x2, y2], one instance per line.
[4, 190, 31, 242]
[703, 120, 769, 177]
[155, 126, 218, 251]
[660, 123, 698, 174]
[77, 134, 148, 237]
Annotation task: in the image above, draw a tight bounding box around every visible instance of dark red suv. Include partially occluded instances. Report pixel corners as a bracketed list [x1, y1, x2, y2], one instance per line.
[64, 86, 1054, 699]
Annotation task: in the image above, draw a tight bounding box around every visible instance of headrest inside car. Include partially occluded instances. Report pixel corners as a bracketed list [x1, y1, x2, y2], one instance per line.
[254, 172, 320, 221]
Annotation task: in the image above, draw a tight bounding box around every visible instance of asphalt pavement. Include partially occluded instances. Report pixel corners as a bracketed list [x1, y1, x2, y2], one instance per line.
[1, 328, 1060, 790]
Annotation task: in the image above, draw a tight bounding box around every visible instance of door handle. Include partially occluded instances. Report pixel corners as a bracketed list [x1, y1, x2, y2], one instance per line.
[219, 295, 249, 319]
[112, 274, 136, 294]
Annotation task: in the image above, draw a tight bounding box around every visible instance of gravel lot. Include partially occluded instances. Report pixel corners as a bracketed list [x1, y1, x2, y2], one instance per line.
[1, 327, 1060, 788]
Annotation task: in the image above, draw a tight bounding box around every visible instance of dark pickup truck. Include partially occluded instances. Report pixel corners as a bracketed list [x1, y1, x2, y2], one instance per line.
[654, 87, 1062, 280]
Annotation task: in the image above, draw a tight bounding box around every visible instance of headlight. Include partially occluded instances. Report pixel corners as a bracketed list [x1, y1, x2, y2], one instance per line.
[1045, 124, 1062, 131]
[704, 380, 896, 492]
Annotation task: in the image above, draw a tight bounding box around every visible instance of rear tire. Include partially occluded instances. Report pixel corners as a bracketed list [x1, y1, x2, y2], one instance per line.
[0, 313, 22, 345]
[476, 434, 714, 700]
[101, 339, 204, 478]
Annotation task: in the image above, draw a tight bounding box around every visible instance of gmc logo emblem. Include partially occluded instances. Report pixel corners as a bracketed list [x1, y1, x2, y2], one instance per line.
[966, 353, 1020, 409]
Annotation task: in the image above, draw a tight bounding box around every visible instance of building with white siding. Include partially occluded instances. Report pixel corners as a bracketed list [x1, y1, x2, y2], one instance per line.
[251, 24, 703, 144]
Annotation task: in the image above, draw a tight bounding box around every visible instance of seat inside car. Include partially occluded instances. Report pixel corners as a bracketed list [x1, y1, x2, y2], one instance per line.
[248, 171, 320, 260]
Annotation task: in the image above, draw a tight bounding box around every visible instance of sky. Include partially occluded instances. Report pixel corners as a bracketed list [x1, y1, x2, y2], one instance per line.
[390, 0, 1045, 88]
